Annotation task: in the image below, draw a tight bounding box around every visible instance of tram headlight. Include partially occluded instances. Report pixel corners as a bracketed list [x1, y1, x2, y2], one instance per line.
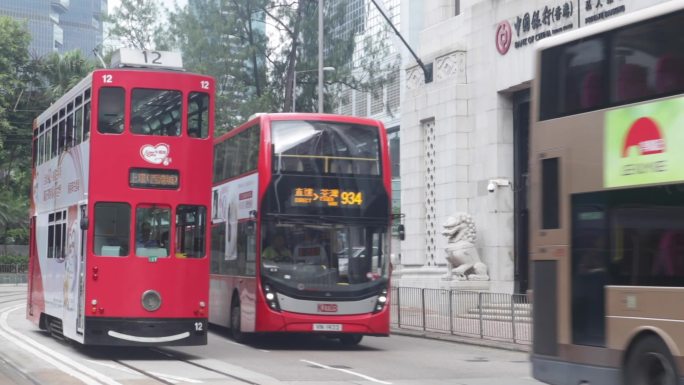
[141, 290, 162, 312]
[373, 288, 388, 313]
[263, 284, 281, 312]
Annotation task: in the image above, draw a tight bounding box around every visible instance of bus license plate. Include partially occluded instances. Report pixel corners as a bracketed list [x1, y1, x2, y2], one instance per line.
[313, 323, 342, 332]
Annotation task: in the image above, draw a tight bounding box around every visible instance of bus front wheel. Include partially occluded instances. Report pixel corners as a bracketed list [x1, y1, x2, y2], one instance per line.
[624, 335, 678, 385]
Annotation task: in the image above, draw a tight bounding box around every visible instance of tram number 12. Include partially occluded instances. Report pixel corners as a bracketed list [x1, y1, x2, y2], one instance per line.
[194, 322, 203, 331]
[142, 51, 162, 64]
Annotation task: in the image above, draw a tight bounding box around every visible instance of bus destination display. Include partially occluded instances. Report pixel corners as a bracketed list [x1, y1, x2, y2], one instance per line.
[130, 168, 179, 189]
[292, 187, 363, 207]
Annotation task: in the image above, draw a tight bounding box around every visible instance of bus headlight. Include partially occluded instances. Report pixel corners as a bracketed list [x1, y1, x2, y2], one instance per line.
[142, 290, 162, 312]
[263, 284, 281, 312]
[373, 288, 388, 313]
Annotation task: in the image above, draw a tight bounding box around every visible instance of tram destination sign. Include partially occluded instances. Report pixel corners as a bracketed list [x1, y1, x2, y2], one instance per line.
[130, 168, 179, 189]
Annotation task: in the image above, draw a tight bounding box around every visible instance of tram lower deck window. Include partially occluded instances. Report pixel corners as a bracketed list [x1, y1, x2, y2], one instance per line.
[94, 202, 130, 256]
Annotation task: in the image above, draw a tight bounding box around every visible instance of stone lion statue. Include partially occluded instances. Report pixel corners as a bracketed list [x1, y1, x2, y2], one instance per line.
[442, 213, 489, 281]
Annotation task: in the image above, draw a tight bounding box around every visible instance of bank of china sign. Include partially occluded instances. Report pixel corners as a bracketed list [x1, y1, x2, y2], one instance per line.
[495, 0, 627, 55]
[604, 97, 684, 188]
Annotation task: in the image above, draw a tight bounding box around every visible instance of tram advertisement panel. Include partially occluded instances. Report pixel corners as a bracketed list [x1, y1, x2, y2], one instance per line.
[32, 142, 89, 214]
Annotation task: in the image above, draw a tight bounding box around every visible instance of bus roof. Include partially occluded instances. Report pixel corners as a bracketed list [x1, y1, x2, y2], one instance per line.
[215, 113, 385, 143]
[536, 0, 684, 52]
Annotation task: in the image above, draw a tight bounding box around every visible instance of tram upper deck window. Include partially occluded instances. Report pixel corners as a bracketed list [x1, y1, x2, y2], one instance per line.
[98, 87, 125, 134]
[188, 92, 209, 138]
[94, 202, 130, 256]
[131, 89, 182, 136]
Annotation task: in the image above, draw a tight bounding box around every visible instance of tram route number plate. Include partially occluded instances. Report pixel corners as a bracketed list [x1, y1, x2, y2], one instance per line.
[313, 323, 343, 332]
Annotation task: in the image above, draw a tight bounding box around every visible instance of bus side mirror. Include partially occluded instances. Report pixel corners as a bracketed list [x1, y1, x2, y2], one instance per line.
[80, 217, 89, 230]
[398, 224, 405, 241]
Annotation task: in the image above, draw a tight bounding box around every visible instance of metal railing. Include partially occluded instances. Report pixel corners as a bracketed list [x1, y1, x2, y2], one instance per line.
[390, 287, 531, 345]
[0, 264, 28, 285]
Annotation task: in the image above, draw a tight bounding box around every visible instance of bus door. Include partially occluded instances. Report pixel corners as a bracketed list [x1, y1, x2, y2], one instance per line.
[76, 203, 87, 334]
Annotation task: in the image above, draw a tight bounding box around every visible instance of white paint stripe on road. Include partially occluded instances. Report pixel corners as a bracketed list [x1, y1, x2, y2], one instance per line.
[300, 359, 392, 385]
[0, 305, 124, 385]
[85, 360, 140, 375]
[148, 371, 203, 383]
[0, 305, 107, 385]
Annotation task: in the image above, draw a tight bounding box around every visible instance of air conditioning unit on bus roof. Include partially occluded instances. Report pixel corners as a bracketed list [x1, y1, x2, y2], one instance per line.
[110, 48, 185, 71]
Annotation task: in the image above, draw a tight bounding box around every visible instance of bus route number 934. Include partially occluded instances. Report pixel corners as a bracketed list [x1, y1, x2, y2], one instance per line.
[341, 191, 363, 206]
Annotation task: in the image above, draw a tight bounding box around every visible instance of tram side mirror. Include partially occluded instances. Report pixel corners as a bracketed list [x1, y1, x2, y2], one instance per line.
[80, 217, 89, 230]
[398, 224, 405, 241]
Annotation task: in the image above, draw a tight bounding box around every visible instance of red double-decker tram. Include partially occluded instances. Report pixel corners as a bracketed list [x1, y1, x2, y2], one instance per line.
[210, 113, 392, 345]
[27, 49, 214, 346]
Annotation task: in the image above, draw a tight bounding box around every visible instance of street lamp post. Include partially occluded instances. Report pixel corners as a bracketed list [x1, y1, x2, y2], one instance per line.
[318, 0, 324, 113]
[292, 67, 334, 112]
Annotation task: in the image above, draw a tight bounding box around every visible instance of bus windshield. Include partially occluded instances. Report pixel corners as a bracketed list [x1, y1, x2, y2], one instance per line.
[271, 120, 381, 176]
[260, 220, 388, 292]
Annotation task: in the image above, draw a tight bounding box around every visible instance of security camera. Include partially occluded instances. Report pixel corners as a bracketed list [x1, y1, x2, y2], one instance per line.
[487, 178, 512, 193]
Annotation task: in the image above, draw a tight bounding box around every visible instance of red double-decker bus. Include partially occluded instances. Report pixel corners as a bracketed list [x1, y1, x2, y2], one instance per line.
[27, 49, 214, 346]
[210, 113, 392, 345]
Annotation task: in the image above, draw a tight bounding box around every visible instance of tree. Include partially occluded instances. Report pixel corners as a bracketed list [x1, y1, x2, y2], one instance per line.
[0, 17, 33, 240]
[40, 50, 96, 102]
[105, 0, 166, 50]
[264, 0, 397, 114]
[163, 0, 272, 133]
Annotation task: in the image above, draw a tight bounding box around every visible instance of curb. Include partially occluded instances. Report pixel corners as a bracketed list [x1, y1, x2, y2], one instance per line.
[390, 327, 531, 353]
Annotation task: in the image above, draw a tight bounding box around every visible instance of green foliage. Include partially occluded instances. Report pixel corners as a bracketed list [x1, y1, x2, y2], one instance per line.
[0, 255, 28, 265]
[160, 0, 397, 132]
[105, 0, 166, 50]
[40, 51, 96, 103]
[0, 17, 95, 245]
[163, 0, 272, 133]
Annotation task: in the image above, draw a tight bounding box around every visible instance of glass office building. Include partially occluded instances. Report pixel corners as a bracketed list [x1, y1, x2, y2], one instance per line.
[0, 0, 106, 58]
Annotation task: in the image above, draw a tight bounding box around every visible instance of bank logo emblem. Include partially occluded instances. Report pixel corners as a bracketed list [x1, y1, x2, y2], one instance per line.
[496, 21, 512, 55]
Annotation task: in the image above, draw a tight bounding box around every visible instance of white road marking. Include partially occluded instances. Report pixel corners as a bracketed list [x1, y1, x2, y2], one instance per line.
[301, 359, 392, 384]
[0, 304, 123, 385]
[84, 360, 140, 375]
[149, 371, 203, 383]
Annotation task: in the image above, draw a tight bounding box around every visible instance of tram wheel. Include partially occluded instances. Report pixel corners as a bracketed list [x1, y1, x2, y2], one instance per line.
[339, 334, 363, 346]
[624, 335, 678, 385]
[230, 300, 250, 343]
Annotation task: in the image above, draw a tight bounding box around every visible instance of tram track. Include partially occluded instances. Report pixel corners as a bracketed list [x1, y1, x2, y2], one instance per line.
[127, 347, 261, 384]
[0, 296, 26, 305]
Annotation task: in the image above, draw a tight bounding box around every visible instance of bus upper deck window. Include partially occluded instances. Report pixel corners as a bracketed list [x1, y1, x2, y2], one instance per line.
[98, 87, 125, 134]
[131, 89, 182, 136]
[188, 92, 209, 138]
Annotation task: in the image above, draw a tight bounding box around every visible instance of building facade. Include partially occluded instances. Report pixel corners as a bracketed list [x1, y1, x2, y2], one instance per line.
[0, 0, 106, 58]
[397, 0, 673, 293]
